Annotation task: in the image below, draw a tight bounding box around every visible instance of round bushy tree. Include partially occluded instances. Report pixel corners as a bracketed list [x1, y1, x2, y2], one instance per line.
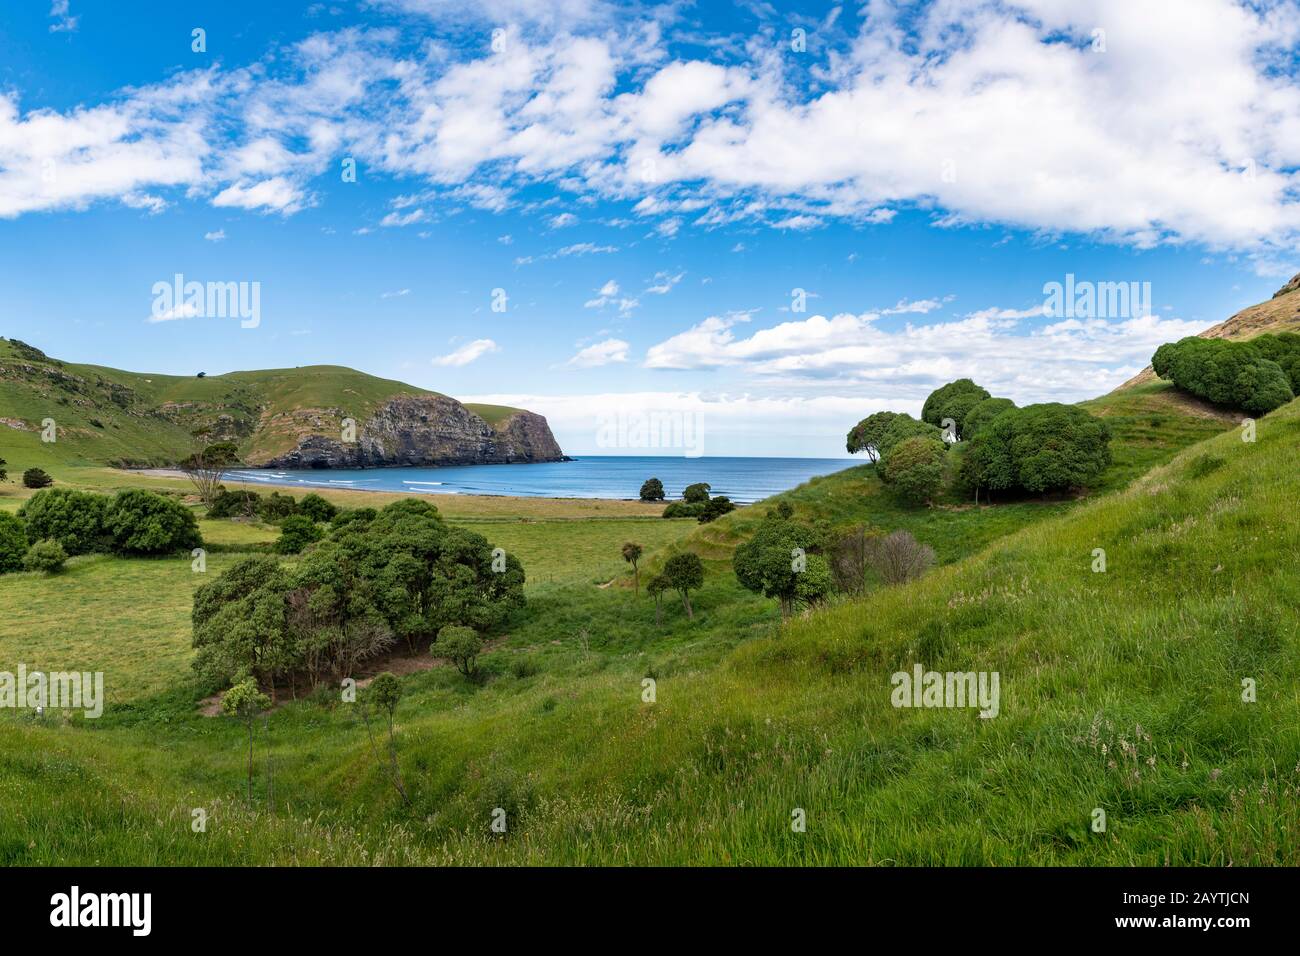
[879, 436, 947, 505]
[105, 489, 203, 555]
[17, 487, 109, 555]
[846, 410, 899, 461]
[275, 514, 325, 554]
[22, 539, 67, 574]
[878, 414, 944, 459]
[682, 482, 711, 503]
[961, 397, 1017, 440]
[436, 625, 483, 678]
[639, 477, 666, 501]
[733, 516, 831, 618]
[698, 495, 736, 523]
[0, 511, 28, 572]
[663, 552, 704, 619]
[298, 493, 339, 523]
[965, 403, 1112, 495]
[921, 379, 991, 433]
[22, 468, 53, 489]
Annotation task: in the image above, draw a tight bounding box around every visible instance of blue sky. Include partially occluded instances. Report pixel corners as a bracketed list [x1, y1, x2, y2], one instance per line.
[2, 0, 1299, 457]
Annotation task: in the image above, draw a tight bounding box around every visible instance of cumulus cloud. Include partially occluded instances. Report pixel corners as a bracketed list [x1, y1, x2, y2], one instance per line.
[431, 338, 498, 366]
[212, 177, 308, 214]
[562, 337, 630, 368]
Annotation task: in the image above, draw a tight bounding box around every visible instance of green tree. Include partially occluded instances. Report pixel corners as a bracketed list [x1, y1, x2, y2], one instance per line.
[879, 436, 947, 506]
[964, 403, 1112, 496]
[221, 677, 271, 803]
[437, 624, 484, 678]
[846, 410, 899, 461]
[663, 552, 704, 619]
[22, 539, 67, 574]
[621, 541, 643, 594]
[362, 673, 410, 805]
[639, 477, 666, 501]
[877, 414, 944, 459]
[698, 495, 736, 523]
[104, 489, 202, 555]
[647, 573, 670, 626]
[733, 516, 831, 619]
[0, 511, 29, 573]
[921, 379, 991, 433]
[192, 556, 299, 697]
[0, 457, 6, 481]
[298, 493, 339, 523]
[22, 468, 53, 489]
[682, 482, 711, 503]
[17, 487, 109, 555]
[275, 514, 324, 554]
[961, 397, 1017, 440]
[259, 492, 298, 521]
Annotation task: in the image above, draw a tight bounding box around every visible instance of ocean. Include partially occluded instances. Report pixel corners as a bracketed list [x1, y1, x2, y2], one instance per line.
[223, 455, 857, 505]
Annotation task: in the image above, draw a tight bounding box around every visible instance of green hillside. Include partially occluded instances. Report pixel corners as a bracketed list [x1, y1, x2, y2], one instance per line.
[0, 338, 532, 470]
[2, 368, 1287, 865]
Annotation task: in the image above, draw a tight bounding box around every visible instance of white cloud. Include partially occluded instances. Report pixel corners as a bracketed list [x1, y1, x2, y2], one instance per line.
[146, 301, 202, 323]
[563, 337, 630, 368]
[212, 177, 308, 214]
[645, 270, 684, 294]
[204, 229, 226, 241]
[432, 338, 499, 366]
[549, 212, 578, 228]
[48, 1, 78, 33]
[381, 288, 411, 298]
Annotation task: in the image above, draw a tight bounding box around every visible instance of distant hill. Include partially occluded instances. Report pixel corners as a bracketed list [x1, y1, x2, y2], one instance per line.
[1115, 270, 1300, 393]
[0, 339, 563, 469]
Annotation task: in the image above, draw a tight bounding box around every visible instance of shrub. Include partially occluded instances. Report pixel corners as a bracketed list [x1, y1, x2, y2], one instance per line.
[639, 478, 665, 501]
[22, 468, 53, 489]
[829, 524, 876, 594]
[275, 514, 325, 554]
[682, 482, 711, 503]
[921, 379, 991, 434]
[331, 507, 376, 530]
[698, 495, 736, 523]
[0, 457, 7, 481]
[961, 397, 1017, 440]
[437, 625, 484, 678]
[207, 489, 262, 519]
[962, 403, 1111, 496]
[17, 487, 109, 555]
[866, 530, 935, 584]
[104, 488, 203, 555]
[259, 491, 299, 521]
[0, 512, 28, 573]
[23, 539, 68, 574]
[1152, 336, 1295, 415]
[663, 552, 705, 619]
[298, 493, 338, 523]
[846, 410, 899, 461]
[662, 500, 706, 519]
[877, 414, 944, 459]
[733, 517, 832, 618]
[879, 436, 946, 506]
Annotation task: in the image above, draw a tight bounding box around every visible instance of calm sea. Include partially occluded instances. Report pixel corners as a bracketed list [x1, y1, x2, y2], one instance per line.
[224, 456, 856, 505]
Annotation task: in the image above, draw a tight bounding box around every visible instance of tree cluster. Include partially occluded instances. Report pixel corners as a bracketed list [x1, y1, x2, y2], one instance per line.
[1152, 333, 1300, 416]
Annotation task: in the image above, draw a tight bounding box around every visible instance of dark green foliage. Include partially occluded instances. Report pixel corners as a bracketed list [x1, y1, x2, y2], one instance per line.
[192, 556, 297, 694]
[207, 489, 262, 519]
[104, 489, 202, 555]
[662, 552, 704, 619]
[662, 500, 705, 519]
[879, 436, 946, 506]
[733, 515, 832, 618]
[961, 397, 1017, 440]
[17, 488, 109, 555]
[877, 414, 944, 458]
[22, 468, 53, 489]
[259, 492, 298, 521]
[0, 457, 6, 481]
[698, 496, 736, 523]
[22, 539, 68, 574]
[639, 478, 665, 501]
[921, 379, 991, 432]
[845, 410, 899, 460]
[682, 482, 711, 503]
[0, 512, 28, 573]
[275, 514, 324, 554]
[298, 493, 339, 523]
[330, 507, 377, 530]
[1152, 335, 1296, 415]
[962, 403, 1112, 495]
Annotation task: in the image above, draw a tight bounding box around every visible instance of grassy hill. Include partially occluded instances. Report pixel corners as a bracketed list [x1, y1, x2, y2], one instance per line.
[0, 338, 536, 470]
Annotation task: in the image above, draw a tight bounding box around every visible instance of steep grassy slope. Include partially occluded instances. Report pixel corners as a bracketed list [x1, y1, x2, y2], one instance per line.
[0, 392, 1286, 865]
[0, 338, 535, 468]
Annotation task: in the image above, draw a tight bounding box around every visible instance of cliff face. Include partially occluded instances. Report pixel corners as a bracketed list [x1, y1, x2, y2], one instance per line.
[256, 395, 564, 468]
